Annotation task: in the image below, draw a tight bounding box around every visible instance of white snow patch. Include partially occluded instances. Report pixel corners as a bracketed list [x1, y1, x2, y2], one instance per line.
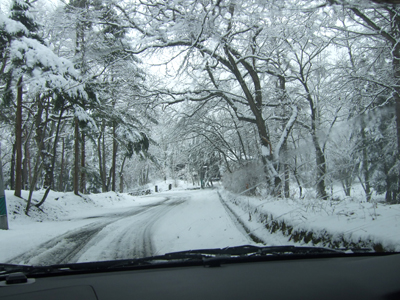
[261, 145, 270, 156]
[0, 12, 28, 36]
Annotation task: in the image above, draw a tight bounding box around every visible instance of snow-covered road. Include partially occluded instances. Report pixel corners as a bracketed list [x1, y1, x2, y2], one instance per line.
[6, 190, 254, 265]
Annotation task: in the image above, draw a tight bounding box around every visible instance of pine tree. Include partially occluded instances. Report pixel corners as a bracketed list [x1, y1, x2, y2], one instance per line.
[9, 0, 41, 198]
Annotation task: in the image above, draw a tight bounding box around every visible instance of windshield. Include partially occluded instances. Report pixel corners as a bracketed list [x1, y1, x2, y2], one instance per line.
[0, 0, 399, 267]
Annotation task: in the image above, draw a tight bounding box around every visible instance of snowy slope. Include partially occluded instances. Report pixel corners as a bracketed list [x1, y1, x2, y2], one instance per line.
[219, 187, 400, 251]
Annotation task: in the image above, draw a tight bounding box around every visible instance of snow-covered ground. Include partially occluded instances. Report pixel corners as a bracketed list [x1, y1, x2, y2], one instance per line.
[1, 181, 399, 266]
[1, 189, 165, 263]
[151, 189, 252, 255]
[219, 184, 400, 251]
[0, 183, 254, 265]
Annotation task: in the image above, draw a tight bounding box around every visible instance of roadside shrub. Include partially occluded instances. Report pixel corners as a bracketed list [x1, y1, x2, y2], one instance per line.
[222, 161, 265, 195]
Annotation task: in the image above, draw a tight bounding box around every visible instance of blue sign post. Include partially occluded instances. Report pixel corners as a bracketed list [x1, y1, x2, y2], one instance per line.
[0, 143, 9, 230]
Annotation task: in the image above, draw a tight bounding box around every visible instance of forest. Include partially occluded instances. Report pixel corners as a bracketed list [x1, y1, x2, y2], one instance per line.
[1, 0, 400, 215]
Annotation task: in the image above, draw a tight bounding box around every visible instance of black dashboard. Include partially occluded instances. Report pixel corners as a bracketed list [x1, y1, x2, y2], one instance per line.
[1, 253, 399, 300]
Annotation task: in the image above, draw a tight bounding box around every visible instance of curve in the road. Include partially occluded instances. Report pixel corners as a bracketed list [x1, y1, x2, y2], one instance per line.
[7, 198, 184, 266]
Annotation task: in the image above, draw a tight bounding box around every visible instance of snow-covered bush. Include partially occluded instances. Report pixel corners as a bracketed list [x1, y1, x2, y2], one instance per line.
[222, 161, 265, 195]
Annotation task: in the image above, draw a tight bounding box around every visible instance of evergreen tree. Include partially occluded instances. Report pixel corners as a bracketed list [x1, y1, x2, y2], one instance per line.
[9, 0, 41, 198]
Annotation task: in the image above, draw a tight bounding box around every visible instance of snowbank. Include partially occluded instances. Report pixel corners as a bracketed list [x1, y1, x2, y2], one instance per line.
[218, 189, 400, 252]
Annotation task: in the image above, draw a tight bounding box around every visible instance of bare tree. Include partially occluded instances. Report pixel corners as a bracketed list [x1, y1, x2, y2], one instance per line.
[113, 0, 303, 194]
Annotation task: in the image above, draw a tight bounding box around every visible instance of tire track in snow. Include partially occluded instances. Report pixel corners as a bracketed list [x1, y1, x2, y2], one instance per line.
[79, 198, 186, 261]
[7, 198, 184, 266]
[128, 198, 186, 259]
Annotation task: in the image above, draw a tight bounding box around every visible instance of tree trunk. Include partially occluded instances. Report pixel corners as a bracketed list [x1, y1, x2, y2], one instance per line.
[102, 122, 107, 192]
[312, 134, 328, 200]
[284, 160, 290, 198]
[100, 122, 107, 192]
[59, 138, 65, 192]
[80, 131, 86, 194]
[74, 118, 79, 195]
[291, 135, 303, 199]
[223, 45, 281, 194]
[294, 170, 303, 198]
[25, 149, 43, 215]
[360, 118, 372, 202]
[36, 107, 64, 208]
[42, 101, 54, 191]
[23, 121, 34, 190]
[22, 136, 28, 190]
[341, 180, 351, 197]
[393, 45, 400, 204]
[106, 166, 113, 191]
[111, 121, 117, 192]
[305, 86, 328, 199]
[0, 144, 9, 229]
[49, 108, 63, 190]
[27, 140, 31, 187]
[37, 100, 54, 204]
[279, 77, 290, 199]
[97, 132, 104, 192]
[72, 0, 86, 196]
[10, 142, 15, 190]
[119, 156, 127, 193]
[14, 76, 23, 198]
[22, 122, 32, 190]
[26, 99, 45, 214]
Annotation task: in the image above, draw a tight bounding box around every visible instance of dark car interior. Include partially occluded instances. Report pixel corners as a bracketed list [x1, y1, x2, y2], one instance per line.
[1, 251, 399, 300]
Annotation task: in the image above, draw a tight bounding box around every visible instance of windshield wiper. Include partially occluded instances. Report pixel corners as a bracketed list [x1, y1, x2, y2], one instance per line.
[0, 245, 378, 278]
[0, 263, 42, 275]
[163, 245, 343, 258]
[84, 245, 347, 269]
